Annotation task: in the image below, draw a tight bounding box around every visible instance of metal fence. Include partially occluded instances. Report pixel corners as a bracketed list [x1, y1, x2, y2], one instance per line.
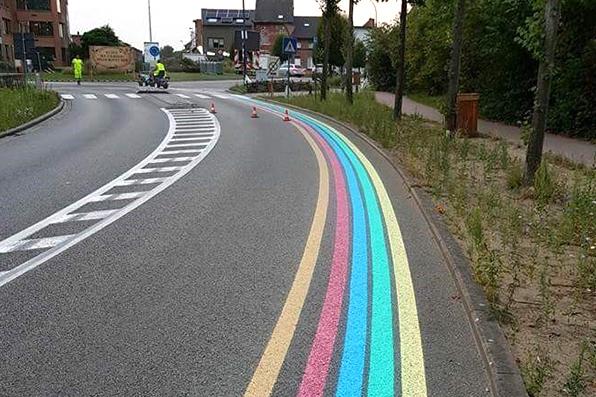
[199, 61, 223, 74]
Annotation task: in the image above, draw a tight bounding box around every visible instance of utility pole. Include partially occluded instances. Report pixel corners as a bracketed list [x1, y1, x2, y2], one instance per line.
[241, 0, 247, 86]
[148, 0, 153, 42]
[21, 23, 27, 84]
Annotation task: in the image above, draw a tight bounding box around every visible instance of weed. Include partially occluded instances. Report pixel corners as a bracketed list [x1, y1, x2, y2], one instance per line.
[521, 351, 552, 397]
[537, 263, 555, 327]
[507, 163, 524, 190]
[466, 208, 484, 251]
[534, 162, 559, 208]
[498, 141, 510, 169]
[458, 138, 471, 161]
[478, 248, 502, 303]
[562, 343, 588, 396]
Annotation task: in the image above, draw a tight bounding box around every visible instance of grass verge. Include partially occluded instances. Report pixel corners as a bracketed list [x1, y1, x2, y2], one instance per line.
[277, 91, 596, 397]
[0, 87, 59, 135]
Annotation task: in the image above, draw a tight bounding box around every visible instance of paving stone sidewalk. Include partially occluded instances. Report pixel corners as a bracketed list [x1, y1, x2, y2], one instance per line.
[376, 91, 595, 167]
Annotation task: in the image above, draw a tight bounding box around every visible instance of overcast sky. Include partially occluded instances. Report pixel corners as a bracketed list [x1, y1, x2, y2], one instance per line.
[69, 0, 401, 50]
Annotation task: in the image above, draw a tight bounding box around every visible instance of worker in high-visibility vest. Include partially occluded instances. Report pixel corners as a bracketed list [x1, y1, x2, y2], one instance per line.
[153, 60, 166, 81]
[72, 55, 83, 85]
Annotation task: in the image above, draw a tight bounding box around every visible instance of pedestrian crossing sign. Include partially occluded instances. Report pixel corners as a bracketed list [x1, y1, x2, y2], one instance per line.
[283, 37, 298, 55]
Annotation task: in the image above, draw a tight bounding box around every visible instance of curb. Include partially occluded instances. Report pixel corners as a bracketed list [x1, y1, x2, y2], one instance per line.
[1, 98, 65, 138]
[266, 99, 528, 397]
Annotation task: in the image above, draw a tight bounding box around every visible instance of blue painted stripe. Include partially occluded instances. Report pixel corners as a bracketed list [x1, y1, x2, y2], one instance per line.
[298, 117, 369, 396]
[305, 116, 395, 397]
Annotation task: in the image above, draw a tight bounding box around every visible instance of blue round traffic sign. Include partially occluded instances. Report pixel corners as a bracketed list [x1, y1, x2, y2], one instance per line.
[149, 46, 160, 57]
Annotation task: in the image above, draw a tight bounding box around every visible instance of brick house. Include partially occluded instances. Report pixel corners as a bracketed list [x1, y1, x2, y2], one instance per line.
[0, 0, 71, 67]
[253, 0, 293, 54]
[292, 16, 320, 69]
[194, 9, 253, 55]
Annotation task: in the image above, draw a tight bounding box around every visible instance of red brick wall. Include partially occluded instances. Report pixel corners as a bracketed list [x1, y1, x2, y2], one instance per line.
[254, 22, 292, 53]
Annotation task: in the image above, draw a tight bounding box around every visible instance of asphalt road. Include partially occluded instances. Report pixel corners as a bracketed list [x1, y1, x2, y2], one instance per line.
[0, 81, 492, 396]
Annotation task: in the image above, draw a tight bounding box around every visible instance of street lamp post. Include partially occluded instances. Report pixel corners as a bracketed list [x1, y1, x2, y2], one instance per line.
[241, 0, 247, 86]
[148, 0, 153, 42]
[369, 0, 378, 27]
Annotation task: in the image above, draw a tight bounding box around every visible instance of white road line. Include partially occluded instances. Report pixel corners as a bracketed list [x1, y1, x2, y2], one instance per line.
[176, 94, 191, 99]
[83, 94, 97, 99]
[134, 166, 186, 174]
[105, 94, 119, 99]
[175, 126, 215, 130]
[61, 94, 74, 100]
[51, 210, 119, 224]
[90, 192, 147, 202]
[173, 133, 214, 137]
[166, 143, 208, 148]
[156, 149, 203, 155]
[210, 93, 230, 99]
[148, 157, 195, 163]
[170, 137, 212, 142]
[0, 108, 220, 288]
[115, 177, 169, 186]
[0, 235, 76, 254]
[194, 94, 210, 99]
[126, 93, 142, 99]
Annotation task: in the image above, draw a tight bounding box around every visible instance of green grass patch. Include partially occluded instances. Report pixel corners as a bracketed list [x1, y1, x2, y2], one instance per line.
[166, 72, 241, 82]
[0, 87, 59, 134]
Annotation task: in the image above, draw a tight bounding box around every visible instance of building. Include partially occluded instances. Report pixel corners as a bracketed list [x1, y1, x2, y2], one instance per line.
[194, 9, 253, 56]
[253, 0, 293, 54]
[292, 16, 319, 69]
[354, 18, 375, 44]
[0, 0, 70, 68]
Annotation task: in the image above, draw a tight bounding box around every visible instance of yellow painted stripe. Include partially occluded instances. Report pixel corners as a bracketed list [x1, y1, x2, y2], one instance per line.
[244, 123, 330, 397]
[334, 131, 428, 396]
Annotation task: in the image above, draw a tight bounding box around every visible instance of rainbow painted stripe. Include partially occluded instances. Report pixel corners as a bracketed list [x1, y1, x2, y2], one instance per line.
[238, 97, 427, 397]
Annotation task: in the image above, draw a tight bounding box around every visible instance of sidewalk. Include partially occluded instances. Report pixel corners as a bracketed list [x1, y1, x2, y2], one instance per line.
[375, 91, 596, 167]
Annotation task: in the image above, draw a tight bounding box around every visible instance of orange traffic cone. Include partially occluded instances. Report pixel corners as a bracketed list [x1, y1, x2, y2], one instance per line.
[283, 109, 290, 122]
[210, 103, 217, 114]
[251, 107, 259, 118]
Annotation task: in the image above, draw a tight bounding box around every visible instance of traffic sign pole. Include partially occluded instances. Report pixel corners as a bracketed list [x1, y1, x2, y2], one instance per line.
[282, 37, 298, 99]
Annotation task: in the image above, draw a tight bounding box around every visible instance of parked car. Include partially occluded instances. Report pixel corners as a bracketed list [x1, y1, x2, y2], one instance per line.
[277, 64, 306, 77]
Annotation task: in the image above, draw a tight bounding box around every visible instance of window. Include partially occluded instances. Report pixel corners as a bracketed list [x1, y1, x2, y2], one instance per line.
[208, 37, 225, 49]
[307, 57, 314, 69]
[297, 41, 302, 49]
[278, 15, 283, 19]
[37, 46, 55, 60]
[207, 18, 218, 23]
[294, 58, 301, 66]
[2, 18, 11, 35]
[61, 47, 66, 62]
[58, 23, 64, 38]
[17, 0, 51, 10]
[29, 21, 54, 37]
[56, 0, 61, 13]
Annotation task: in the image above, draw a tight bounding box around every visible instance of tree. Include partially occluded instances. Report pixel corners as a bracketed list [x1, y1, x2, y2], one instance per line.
[444, 0, 466, 132]
[80, 25, 121, 58]
[318, 0, 341, 100]
[367, 24, 399, 91]
[353, 39, 367, 69]
[271, 34, 287, 60]
[315, 13, 347, 68]
[160, 45, 175, 60]
[344, 0, 360, 104]
[524, 0, 561, 184]
[378, 0, 425, 120]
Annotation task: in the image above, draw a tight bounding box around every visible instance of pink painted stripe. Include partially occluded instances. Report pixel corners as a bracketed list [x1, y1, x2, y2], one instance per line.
[296, 119, 351, 397]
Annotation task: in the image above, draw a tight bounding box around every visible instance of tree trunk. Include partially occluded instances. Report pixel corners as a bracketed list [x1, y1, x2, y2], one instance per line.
[394, 0, 408, 120]
[445, 0, 466, 133]
[345, 0, 355, 104]
[524, 0, 561, 185]
[321, 16, 332, 101]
